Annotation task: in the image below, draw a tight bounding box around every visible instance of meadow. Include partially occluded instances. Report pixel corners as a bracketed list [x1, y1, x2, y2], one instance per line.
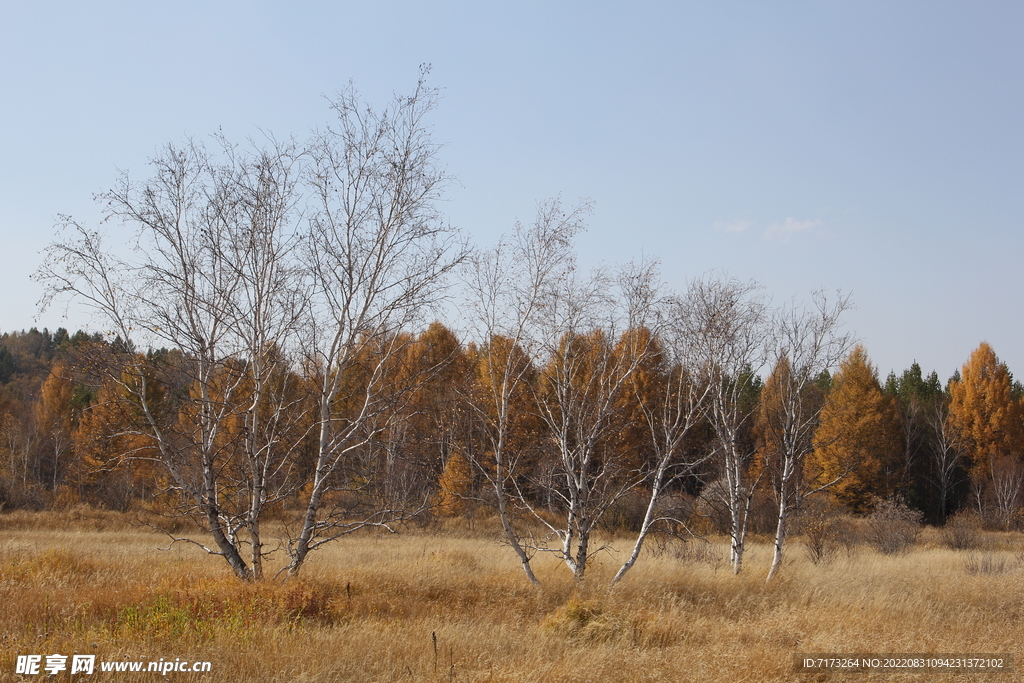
[1, 508, 1021, 682]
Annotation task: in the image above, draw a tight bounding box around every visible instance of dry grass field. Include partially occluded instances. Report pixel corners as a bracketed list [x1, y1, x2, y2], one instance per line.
[1, 508, 1022, 682]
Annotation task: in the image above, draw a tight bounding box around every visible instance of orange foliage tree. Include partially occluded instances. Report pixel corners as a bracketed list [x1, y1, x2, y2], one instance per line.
[806, 345, 901, 512]
[947, 342, 1023, 522]
[436, 449, 475, 517]
[34, 363, 80, 498]
[368, 323, 474, 512]
[947, 343, 1021, 472]
[72, 376, 159, 510]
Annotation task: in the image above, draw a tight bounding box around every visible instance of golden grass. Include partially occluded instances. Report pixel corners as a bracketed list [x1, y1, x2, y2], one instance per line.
[1, 512, 1021, 682]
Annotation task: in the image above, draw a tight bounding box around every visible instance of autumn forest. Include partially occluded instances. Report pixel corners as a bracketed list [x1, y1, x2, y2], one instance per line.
[6, 73, 1023, 590]
[0, 312, 1020, 576]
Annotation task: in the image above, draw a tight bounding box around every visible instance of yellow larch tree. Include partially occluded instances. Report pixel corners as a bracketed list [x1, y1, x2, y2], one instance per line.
[400, 323, 473, 480]
[806, 345, 901, 512]
[35, 363, 79, 498]
[947, 343, 1023, 523]
[947, 342, 1022, 475]
[73, 377, 161, 509]
[610, 326, 664, 477]
[436, 449, 475, 517]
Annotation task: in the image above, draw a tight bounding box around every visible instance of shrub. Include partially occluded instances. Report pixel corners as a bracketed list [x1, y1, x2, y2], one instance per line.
[803, 517, 840, 565]
[865, 498, 922, 555]
[796, 499, 845, 565]
[940, 510, 983, 550]
[598, 490, 650, 533]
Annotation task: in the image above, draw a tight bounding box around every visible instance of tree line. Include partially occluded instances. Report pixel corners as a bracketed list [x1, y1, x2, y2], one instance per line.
[10, 69, 1024, 584]
[0, 320, 1020, 582]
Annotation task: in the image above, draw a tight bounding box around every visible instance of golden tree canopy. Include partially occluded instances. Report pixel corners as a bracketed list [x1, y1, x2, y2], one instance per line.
[806, 345, 900, 512]
[947, 342, 1022, 475]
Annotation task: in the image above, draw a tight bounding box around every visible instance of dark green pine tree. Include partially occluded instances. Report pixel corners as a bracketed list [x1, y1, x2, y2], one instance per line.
[886, 362, 964, 522]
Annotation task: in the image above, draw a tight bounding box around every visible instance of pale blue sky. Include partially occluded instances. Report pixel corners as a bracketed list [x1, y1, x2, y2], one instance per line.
[2, 1, 1021, 381]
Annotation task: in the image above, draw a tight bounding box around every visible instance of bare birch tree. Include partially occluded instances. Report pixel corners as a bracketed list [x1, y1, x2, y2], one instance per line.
[609, 294, 713, 584]
[686, 276, 769, 575]
[286, 68, 465, 576]
[527, 260, 660, 582]
[925, 397, 963, 522]
[988, 454, 1024, 529]
[764, 291, 852, 583]
[37, 136, 307, 580]
[459, 198, 589, 585]
[461, 202, 672, 584]
[37, 68, 462, 581]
